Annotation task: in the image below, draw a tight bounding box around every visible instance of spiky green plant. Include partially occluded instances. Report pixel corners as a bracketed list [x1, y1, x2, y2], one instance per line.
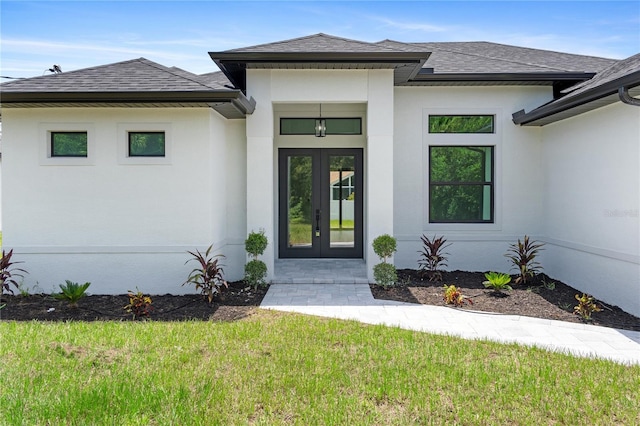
[483, 272, 513, 293]
[53, 281, 90, 306]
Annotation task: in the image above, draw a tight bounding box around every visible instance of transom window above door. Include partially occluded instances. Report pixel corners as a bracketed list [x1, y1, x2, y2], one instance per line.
[280, 118, 362, 135]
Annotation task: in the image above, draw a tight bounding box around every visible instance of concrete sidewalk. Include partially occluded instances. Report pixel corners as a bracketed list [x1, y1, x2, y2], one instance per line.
[261, 283, 640, 365]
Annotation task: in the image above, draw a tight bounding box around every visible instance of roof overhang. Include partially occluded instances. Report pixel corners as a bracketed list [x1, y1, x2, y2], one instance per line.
[0, 90, 256, 119]
[512, 71, 640, 126]
[209, 51, 431, 90]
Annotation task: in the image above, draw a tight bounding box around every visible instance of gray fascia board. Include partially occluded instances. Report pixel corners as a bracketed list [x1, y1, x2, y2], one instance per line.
[209, 51, 430, 63]
[412, 71, 596, 83]
[0, 90, 256, 115]
[512, 72, 640, 126]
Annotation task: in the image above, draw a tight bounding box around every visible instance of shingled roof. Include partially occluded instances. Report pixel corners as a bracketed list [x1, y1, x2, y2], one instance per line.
[375, 40, 613, 88]
[513, 53, 640, 125]
[209, 33, 431, 90]
[0, 58, 254, 119]
[210, 33, 612, 91]
[3, 33, 634, 124]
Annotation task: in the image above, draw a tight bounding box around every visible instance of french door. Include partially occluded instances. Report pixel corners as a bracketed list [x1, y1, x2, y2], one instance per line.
[278, 148, 363, 258]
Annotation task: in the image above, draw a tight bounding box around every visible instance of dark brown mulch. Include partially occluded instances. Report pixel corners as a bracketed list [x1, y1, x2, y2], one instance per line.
[370, 270, 640, 332]
[0, 281, 268, 322]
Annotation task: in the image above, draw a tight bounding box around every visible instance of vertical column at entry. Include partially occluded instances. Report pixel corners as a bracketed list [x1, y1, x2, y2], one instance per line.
[246, 69, 275, 281]
[366, 70, 395, 282]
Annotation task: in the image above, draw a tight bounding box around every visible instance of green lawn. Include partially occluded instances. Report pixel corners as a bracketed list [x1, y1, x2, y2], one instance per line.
[1, 311, 638, 425]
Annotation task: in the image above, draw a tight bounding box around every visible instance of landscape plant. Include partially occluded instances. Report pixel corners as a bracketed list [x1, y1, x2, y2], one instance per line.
[0, 249, 27, 295]
[124, 289, 154, 320]
[505, 235, 545, 284]
[372, 234, 397, 289]
[574, 293, 602, 321]
[53, 280, 91, 306]
[244, 230, 268, 290]
[443, 284, 473, 306]
[483, 271, 513, 293]
[418, 234, 450, 281]
[183, 245, 227, 304]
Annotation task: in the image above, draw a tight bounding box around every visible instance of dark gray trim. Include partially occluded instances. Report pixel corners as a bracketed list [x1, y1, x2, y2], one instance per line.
[512, 71, 640, 126]
[0, 91, 256, 119]
[619, 86, 640, 107]
[412, 71, 596, 83]
[210, 51, 430, 91]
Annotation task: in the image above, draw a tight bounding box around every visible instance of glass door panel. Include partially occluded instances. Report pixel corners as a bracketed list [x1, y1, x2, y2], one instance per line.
[328, 155, 355, 248]
[287, 155, 313, 248]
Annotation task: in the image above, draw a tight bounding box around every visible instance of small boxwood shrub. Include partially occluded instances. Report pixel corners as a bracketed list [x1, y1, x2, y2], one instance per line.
[244, 230, 268, 290]
[372, 234, 397, 289]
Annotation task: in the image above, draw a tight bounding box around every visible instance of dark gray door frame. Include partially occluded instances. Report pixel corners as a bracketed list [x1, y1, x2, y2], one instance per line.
[278, 148, 363, 258]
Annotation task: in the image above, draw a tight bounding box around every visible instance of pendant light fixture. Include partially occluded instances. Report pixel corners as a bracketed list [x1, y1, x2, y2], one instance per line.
[315, 103, 326, 137]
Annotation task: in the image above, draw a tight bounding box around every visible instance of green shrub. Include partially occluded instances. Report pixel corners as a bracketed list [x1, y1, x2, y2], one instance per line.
[245, 230, 268, 259]
[372, 234, 397, 262]
[244, 230, 269, 290]
[482, 271, 513, 292]
[53, 280, 90, 306]
[418, 235, 450, 281]
[244, 259, 268, 290]
[373, 263, 397, 289]
[183, 245, 227, 304]
[372, 235, 397, 288]
[505, 235, 544, 284]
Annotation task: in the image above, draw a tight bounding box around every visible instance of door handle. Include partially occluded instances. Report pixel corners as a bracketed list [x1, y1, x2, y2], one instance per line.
[315, 209, 321, 237]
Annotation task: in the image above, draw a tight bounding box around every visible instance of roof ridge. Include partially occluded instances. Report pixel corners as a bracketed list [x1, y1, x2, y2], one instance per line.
[226, 32, 400, 52]
[413, 41, 616, 72]
[0, 57, 148, 86]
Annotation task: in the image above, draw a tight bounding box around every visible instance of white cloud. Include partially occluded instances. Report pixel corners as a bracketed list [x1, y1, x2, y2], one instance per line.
[372, 17, 452, 34]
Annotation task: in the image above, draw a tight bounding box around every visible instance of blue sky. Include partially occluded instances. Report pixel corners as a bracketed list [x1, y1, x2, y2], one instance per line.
[1, 1, 639, 79]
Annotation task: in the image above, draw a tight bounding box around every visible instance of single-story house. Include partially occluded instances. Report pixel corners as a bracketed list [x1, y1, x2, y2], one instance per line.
[1, 33, 638, 315]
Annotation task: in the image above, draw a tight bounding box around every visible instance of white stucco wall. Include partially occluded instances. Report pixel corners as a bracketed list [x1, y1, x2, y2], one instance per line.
[1, 107, 245, 294]
[246, 69, 395, 280]
[540, 102, 640, 316]
[393, 86, 551, 272]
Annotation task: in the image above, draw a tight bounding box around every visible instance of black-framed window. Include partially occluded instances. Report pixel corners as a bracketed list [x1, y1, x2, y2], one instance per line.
[429, 115, 494, 134]
[429, 146, 494, 223]
[280, 118, 361, 135]
[128, 132, 165, 157]
[51, 132, 88, 157]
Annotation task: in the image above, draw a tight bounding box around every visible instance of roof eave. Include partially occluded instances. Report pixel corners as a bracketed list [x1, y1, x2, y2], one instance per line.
[512, 72, 640, 126]
[411, 71, 596, 83]
[0, 90, 256, 118]
[209, 51, 430, 91]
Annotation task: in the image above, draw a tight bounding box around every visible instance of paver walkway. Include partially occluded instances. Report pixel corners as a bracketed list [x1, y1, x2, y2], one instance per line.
[261, 282, 640, 365]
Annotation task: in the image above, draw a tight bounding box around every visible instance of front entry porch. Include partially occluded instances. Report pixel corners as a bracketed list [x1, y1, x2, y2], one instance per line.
[273, 259, 368, 284]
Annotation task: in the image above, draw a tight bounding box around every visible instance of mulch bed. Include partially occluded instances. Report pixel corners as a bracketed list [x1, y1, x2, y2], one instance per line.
[370, 270, 640, 332]
[0, 282, 268, 322]
[2, 272, 639, 332]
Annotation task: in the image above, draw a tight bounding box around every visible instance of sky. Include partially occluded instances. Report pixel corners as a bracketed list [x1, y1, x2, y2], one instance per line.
[1, 1, 639, 79]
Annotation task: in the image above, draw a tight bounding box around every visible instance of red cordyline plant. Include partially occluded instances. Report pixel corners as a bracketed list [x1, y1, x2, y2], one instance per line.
[0, 249, 27, 295]
[418, 235, 451, 281]
[183, 245, 227, 304]
[505, 235, 545, 285]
